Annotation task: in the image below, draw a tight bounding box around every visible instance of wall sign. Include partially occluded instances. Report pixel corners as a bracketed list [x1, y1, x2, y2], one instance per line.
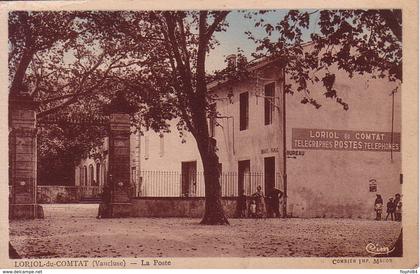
[287, 150, 305, 159]
[261, 148, 306, 158]
[261, 147, 279, 154]
[292, 128, 400, 152]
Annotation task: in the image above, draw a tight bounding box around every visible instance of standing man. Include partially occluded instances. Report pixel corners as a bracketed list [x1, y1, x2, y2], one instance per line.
[270, 188, 283, 218]
[237, 191, 247, 218]
[385, 197, 395, 221]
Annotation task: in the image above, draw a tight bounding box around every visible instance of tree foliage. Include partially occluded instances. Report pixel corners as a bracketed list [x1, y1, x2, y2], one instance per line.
[37, 120, 107, 186]
[246, 9, 402, 110]
[8, 11, 78, 95]
[9, 11, 178, 185]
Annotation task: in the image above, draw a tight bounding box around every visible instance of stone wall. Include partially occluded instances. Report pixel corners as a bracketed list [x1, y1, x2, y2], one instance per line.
[131, 197, 240, 218]
[36, 186, 81, 204]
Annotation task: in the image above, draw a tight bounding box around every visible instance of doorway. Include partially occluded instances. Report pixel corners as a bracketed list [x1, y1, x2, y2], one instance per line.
[181, 161, 197, 197]
[264, 157, 275, 196]
[238, 160, 251, 195]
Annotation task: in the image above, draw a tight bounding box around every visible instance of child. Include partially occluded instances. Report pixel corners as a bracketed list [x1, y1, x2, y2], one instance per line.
[249, 199, 257, 218]
[385, 197, 395, 221]
[374, 194, 383, 221]
[252, 185, 265, 218]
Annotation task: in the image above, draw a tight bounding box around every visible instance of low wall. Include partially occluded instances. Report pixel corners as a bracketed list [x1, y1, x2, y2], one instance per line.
[37, 186, 81, 204]
[28, 187, 378, 219]
[131, 197, 240, 218]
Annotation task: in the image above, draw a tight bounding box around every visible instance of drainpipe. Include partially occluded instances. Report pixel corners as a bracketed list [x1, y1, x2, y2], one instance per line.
[281, 68, 288, 218]
[137, 131, 142, 196]
[232, 117, 235, 155]
[390, 87, 397, 162]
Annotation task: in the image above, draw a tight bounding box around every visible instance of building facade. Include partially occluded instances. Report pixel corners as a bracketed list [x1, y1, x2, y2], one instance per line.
[138, 56, 401, 219]
[74, 56, 401, 219]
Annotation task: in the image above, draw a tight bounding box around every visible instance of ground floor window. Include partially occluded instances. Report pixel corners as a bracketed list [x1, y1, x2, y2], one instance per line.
[95, 163, 101, 186]
[83, 166, 87, 186]
[79, 167, 83, 186]
[89, 164, 94, 186]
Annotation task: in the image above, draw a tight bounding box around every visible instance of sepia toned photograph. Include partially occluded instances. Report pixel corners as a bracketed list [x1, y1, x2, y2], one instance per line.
[2, 1, 418, 269]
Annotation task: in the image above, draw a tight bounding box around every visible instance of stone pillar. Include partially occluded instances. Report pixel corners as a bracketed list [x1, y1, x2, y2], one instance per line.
[9, 94, 43, 219]
[107, 113, 132, 217]
[104, 91, 135, 218]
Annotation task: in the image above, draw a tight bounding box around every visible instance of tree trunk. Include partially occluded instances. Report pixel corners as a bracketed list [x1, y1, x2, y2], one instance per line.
[198, 138, 229, 225]
[10, 48, 35, 95]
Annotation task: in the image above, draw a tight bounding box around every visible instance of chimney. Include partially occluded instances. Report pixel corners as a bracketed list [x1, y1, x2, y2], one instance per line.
[226, 54, 237, 69]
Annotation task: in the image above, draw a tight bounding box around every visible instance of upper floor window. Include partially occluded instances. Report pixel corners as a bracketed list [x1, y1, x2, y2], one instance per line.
[264, 82, 275, 125]
[239, 92, 249, 131]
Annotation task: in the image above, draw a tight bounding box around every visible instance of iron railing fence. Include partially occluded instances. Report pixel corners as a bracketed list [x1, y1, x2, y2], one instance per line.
[79, 186, 102, 199]
[139, 171, 183, 197]
[9, 171, 284, 200]
[136, 170, 284, 198]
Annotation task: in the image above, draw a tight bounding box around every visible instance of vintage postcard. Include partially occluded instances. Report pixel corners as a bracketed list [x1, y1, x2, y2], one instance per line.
[0, 0, 418, 270]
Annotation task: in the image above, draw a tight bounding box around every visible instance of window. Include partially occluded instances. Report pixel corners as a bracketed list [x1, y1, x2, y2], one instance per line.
[96, 163, 101, 186]
[239, 92, 249, 131]
[79, 167, 83, 186]
[209, 103, 216, 137]
[264, 82, 275, 125]
[89, 164, 94, 186]
[83, 166, 87, 186]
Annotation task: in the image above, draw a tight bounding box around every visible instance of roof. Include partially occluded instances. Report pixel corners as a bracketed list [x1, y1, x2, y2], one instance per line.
[207, 41, 314, 91]
[207, 56, 279, 91]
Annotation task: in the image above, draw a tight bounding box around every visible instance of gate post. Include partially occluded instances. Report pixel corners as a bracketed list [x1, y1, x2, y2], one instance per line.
[9, 93, 43, 219]
[105, 91, 135, 217]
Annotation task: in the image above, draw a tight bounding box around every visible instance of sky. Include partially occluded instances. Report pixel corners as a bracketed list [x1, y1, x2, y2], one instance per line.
[206, 10, 320, 73]
[39, 10, 322, 78]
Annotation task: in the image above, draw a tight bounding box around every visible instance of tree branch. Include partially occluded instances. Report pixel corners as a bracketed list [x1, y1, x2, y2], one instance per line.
[379, 10, 402, 42]
[163, 12, 195, 97]
[204, 11, 230, 43]
[176, 13, 193, 78]
[37, 54, 122, 118]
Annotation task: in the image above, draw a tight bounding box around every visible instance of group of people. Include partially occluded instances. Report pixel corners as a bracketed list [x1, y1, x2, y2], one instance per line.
[374, 193, 402, 221]
[237, 185, 284, 218]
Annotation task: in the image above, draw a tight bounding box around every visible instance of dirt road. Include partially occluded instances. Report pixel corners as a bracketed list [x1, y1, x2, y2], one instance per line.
[9, 204, 401, 258]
